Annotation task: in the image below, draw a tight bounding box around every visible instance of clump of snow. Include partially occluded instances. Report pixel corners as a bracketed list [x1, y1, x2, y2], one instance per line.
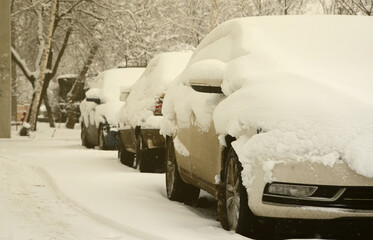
[161, 16, 373, 187]
[161, 84, 222, 134]
[80, 68, 145, 126]
[57, 74, 78, 80]
[214, 175, 221, 184]
[218, 135, 226, 147]
[118, 52, 191, 129]
[89, 68, 145, 104]
[85, 88, 102, 99]
[174, 136, 190, 157]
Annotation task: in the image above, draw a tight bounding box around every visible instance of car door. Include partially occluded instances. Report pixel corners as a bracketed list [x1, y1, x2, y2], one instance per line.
[187, 78, 225, 193]
[174, 126, 193, 179]
[189, 115, 222, 194]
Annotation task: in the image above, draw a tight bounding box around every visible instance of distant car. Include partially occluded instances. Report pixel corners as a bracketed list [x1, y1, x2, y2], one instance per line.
[80, 68, 145, 150]
[56, 74, 83, 123]
[117, 52, 191, 172]
[161, 16, 373, 239]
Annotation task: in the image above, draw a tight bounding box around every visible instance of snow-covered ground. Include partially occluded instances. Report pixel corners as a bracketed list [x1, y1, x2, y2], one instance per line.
[0, 123, 248, 240]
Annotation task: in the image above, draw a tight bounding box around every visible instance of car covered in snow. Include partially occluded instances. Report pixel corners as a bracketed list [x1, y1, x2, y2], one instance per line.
[117, 52, 191, 172]
[80, 67, 145, 150]
[161, 16, 373, 239]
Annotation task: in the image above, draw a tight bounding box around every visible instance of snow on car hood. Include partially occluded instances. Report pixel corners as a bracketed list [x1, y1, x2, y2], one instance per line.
[161, 16, 373, 183]
[118, 52, 192, 129]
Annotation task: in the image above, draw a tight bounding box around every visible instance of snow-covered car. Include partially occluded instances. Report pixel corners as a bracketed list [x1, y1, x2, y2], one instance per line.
[117, 52, 192, 172]
[161, 16, 373, 239]
[80, 67, 145, 150]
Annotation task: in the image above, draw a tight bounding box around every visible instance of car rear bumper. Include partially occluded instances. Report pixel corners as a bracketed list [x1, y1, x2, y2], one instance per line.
[118, 129, 135, 153]
[104, 129, 119, 149]
[140, 129, 165, 149]
[248, 161, 373, 220]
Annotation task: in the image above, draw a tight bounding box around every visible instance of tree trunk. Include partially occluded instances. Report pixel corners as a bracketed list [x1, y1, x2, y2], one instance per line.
[210, 0, 217, 31]
[28, 0, 58, 131]
[43, 92, 55, 128]
[65, 44, 99, 129]
[27, 50, 55, 129]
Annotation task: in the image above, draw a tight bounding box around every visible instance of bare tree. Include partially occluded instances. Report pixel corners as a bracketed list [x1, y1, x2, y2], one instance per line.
[11, 0, 105, 130]
[65, 44, 99, 129]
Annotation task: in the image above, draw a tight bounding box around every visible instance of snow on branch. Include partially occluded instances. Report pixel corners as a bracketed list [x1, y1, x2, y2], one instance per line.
[50, 27, 72, 78]
[59, 0, 86, 18]
[11, 47, 36, 84]
[11, 0, 44, 17]
[78, 9, 106, 21]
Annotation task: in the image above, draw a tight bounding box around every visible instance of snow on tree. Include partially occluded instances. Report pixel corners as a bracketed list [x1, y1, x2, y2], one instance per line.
[319, 0, 373, 15]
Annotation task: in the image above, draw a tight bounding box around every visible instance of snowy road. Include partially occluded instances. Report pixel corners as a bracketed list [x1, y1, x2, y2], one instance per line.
[0, 125, 247, 240]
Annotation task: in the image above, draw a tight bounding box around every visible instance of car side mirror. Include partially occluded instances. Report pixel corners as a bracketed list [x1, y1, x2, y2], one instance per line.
[189, 78, 223, 94]
[86, 98, 101, 104]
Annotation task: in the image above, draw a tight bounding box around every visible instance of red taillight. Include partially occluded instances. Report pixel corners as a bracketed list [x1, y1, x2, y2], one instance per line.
[153, 97, 163, 116]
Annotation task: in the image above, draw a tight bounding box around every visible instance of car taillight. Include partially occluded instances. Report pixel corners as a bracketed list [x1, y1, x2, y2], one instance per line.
[153, 97, 163, 116]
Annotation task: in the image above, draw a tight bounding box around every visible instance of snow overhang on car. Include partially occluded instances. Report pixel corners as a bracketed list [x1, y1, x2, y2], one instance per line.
[189, 78, 223, 94]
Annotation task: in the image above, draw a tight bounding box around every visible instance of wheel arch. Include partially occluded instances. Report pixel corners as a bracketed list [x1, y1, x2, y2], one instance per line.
[220, 135, 236, 184]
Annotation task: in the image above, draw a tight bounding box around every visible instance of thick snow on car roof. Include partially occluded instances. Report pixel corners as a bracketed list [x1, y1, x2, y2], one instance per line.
[161, 16, 373, 182]
[81, 67, 145, 126]
[89, 68, 145, 103]
[119, 52, 192, 128]
[189, 16, 372, 99]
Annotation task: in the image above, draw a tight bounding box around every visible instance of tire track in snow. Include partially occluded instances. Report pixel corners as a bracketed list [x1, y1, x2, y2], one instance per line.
[0, 156, 138, 240]
[0, 156, 170, 240]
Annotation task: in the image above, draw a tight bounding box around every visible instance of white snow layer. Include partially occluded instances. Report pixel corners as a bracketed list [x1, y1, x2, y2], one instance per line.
[0, 124, 246, 240]
[118, 52, 192, 129]
[161, 16, 373, 180]
[80, 68, 145, 126]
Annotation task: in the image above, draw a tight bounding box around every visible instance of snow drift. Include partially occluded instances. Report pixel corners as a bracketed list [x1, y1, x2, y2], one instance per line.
[161, 16, 373, 180]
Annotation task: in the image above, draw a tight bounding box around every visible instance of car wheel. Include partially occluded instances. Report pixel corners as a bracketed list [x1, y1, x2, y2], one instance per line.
[98, 126, 108, 150]
[154, 148, 166, 173]
[81, 125, 94, 148]
[220, 148, 275, 239]
[136, 134, 154, 173]
[119, 148, 135, 167]
[165, 136, 200, 203]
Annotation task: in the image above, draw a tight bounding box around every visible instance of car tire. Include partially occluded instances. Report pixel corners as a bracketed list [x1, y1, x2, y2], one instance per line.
[98, 126, 108, 150]
[136, 134, 155, 173]
[220, 148, 275, 239]
[119, 148, 135, 167]
[81, 125, 94, 148]
[165, 136, 200, 203]
[154, 148, 166, 173]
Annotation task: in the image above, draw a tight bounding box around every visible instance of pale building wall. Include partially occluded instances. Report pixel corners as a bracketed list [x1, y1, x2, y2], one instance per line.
[0, 0, 11, 138]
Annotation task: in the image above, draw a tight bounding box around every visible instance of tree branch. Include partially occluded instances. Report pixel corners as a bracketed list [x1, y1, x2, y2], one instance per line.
[59, 0, 85, 18]
[355, 0, 371, 15]
[50, 27, 72, 79]
[78, 9, 106, 21]
[11, 0, 44, 16]
[11, 47, 36, 86]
